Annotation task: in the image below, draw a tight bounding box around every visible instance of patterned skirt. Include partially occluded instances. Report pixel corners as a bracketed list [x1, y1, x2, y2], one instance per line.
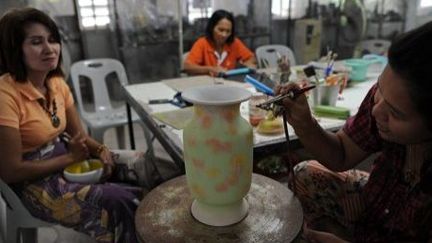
[291, 160, 370, 237]
[17, 139, 150, 243]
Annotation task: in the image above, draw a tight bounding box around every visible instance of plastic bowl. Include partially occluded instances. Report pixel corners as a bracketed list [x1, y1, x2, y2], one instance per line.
[64, 159, 104, 184]
[344, 59, 371, 82]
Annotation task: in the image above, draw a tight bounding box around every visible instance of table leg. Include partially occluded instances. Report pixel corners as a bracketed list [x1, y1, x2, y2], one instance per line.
[126, 103, 135, 149]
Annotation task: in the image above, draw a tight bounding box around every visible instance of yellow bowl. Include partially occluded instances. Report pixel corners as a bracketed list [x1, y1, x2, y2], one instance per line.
[64, 159, 104, 184]
[256, 117, 284, 135]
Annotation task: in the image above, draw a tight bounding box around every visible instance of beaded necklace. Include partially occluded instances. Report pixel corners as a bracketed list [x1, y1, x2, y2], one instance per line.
[38, 98, 60, 128]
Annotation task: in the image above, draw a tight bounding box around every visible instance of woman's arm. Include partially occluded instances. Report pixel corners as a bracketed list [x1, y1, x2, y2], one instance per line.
[303, 226, 350, 243]
[65, 105, 114, 178]
[276, 83, 369, 171]
[235, 38, 257, 69]
[183, 61, 227, 76]
[0, 125, 88, 183]
[65, 105, 102, 157]
[241, 55, 257, 69]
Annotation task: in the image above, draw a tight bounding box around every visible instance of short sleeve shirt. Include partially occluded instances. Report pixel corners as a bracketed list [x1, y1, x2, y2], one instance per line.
[0, 73, 74, 152]
[186, 37, 254, 70]
[343, 83, 432, 241]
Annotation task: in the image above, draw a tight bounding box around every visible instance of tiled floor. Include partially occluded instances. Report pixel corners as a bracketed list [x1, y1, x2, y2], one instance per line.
[38, 123, 172, 242]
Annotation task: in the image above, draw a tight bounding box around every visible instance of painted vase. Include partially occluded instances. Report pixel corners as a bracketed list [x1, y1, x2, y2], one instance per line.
[182, 85, 253, 226]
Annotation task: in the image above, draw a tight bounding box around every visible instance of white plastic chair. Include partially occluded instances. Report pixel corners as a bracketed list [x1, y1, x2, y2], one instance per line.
[182, 51, 189, 65]
[0, 179, 55, 243]
[70, 58, 153, 152]
[180, 52, 190, 77]
[255, 44, 296, 68]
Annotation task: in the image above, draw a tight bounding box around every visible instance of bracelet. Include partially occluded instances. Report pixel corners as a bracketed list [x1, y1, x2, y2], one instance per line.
[96, 144, 109, 156]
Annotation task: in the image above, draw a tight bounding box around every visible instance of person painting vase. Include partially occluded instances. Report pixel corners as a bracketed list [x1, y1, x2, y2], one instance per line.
[275, 21, 432, 242]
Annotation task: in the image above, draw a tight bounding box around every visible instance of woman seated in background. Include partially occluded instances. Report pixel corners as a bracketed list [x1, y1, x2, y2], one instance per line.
[183, 9, 257, 76]
[0, 8, 172, 243]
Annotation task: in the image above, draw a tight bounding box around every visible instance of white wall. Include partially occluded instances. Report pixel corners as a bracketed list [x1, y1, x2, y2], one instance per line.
[213, 0, 248, 16]
[28, 0, 75, 16]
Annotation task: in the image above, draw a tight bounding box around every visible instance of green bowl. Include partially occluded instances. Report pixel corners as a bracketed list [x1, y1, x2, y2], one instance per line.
[344, 59, 371, 82]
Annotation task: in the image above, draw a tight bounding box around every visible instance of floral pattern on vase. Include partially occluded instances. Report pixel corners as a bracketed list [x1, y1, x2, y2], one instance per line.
[182, 86, 253, 226]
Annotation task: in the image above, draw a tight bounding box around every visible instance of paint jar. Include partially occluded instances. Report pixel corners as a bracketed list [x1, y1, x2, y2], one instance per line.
[248, 93, 268, 127]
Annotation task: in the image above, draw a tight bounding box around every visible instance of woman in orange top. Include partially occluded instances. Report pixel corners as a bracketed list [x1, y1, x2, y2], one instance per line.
[183, 9, 257, 76]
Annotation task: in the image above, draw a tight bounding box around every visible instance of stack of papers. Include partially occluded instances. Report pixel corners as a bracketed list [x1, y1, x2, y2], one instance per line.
[152, 107, 194, 130]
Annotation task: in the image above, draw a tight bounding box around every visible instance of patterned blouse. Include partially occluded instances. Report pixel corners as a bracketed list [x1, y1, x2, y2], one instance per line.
[343, 84, 432, 242]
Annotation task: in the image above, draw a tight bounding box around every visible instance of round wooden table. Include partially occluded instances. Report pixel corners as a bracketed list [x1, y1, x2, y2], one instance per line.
[135, 173, 303, 242]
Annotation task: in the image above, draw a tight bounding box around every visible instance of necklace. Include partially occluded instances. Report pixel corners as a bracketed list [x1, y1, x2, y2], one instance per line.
[38, 98, 60, 128]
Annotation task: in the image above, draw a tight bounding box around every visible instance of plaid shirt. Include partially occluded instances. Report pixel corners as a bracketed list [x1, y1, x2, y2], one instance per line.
[343, 84, 432, 242]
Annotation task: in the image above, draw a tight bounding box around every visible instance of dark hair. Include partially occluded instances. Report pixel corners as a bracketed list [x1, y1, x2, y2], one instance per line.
[0, 7, 63, 82]
[388, 21, 432, 130]
[205, 9, 235, 44]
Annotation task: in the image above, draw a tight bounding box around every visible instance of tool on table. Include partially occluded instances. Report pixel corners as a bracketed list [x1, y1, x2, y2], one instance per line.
[324, 53, 338, 78]
[313, 105, 350, 120]
[244, 75, 275, 96]
[303, 66, 320, 85]
[148, 92, 192, 108]
[303, 65, 320, 106]
[218, 67, 255, 78]
[148, 99, 171, 104]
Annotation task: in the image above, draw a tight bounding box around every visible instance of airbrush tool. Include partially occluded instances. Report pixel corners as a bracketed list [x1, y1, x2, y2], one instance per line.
[255, 84, 316, 196]
[256, 85, 316, 116]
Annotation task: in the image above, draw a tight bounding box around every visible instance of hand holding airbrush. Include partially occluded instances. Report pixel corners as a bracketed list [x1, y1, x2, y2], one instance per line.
[254, 83, 315, 197]
[256, 85, 316, 117]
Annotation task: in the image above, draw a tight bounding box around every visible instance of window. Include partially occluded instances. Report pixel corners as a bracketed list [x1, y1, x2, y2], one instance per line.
[187, 0, 212, 23]
[420, 0, 432, 7]
[78, 0, 111, 29]
[272, 0, 290, 18]
[272, 0, 339, 19]
[271, 0, 308, 19]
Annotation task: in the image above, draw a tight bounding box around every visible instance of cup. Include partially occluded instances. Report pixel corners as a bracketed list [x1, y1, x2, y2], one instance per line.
[269, 73, 281, 85]
[311, 85, 339, 107]
[249, 93, 268, 126]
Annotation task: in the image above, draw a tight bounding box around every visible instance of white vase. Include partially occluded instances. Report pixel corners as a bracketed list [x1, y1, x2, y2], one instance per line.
[182, 85, 253, 226]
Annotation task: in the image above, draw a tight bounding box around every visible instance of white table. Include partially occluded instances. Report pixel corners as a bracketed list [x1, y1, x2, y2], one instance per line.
[123, 73, 377, 169]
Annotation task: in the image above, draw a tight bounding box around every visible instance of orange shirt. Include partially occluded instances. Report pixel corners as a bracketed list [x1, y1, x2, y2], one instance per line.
[0, 73, 74, 152]
[186, 37, 254, 70]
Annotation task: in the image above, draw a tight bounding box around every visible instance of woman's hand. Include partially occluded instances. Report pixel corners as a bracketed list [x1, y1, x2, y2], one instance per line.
[68, 132, 89, 163]
[303, 224, 349, 243]
[208, 66, 227, 76]
[274, 82, 315, 130]
[98, 146, 114, 181]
